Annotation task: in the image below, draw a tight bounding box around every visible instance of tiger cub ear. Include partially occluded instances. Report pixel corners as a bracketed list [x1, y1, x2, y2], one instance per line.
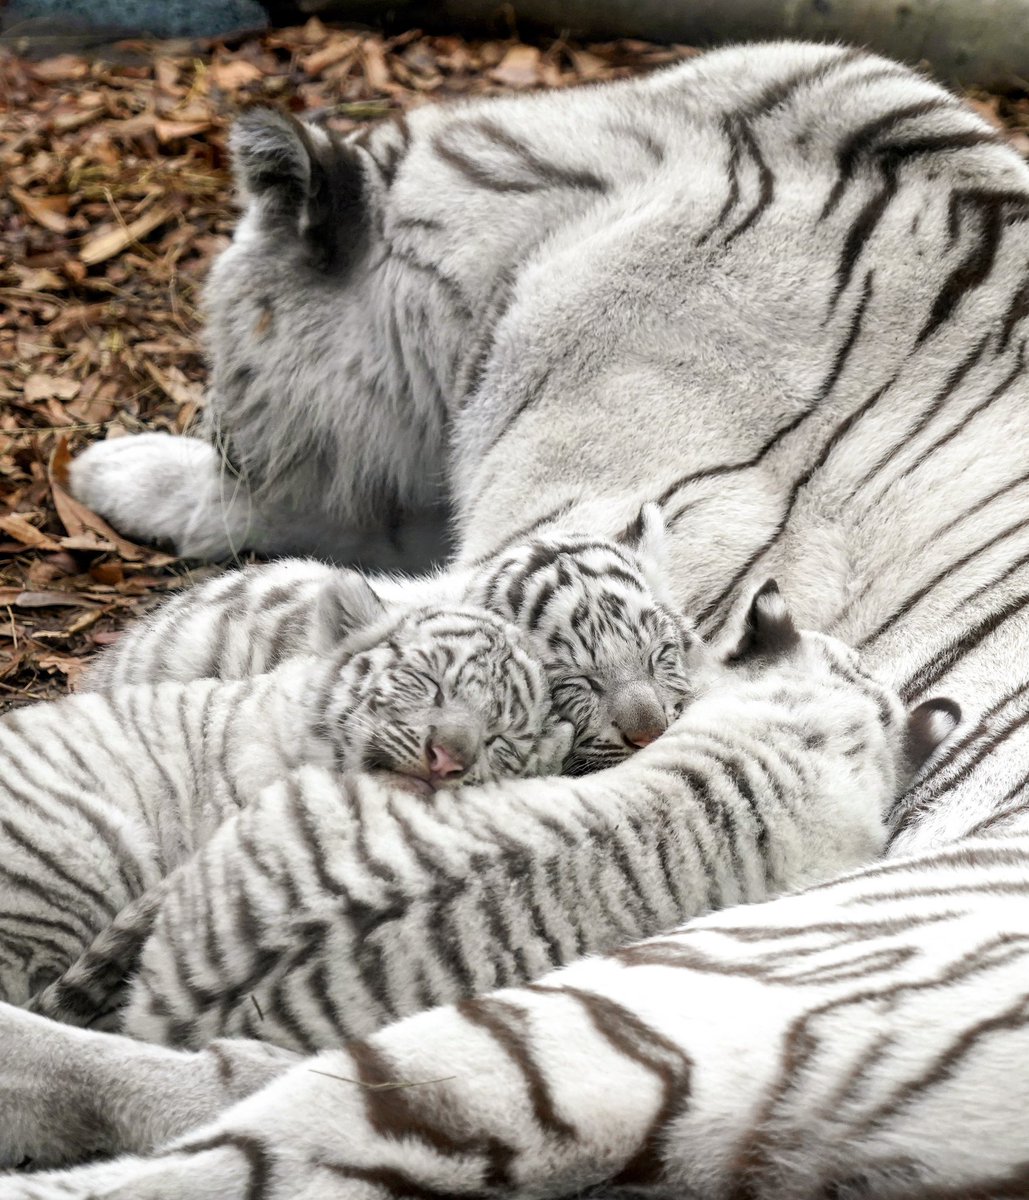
[315, 571, 387, 651]
[725, 579, 801, 662]
[905, 697, 961, 774]
[230, 107, 367, 272]
[617, 502, 672, 603]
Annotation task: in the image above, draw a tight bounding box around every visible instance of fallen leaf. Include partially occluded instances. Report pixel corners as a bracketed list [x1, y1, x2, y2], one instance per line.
[35, 651, 90, 687]
[79, 203, 179, 266]
[23, 374, 81, 404]
[48, 437, 145, 560]
[10, 185, 71, 235]
[0, 514, 62, 552]
[142, 359, 204, 408]
[489, 45, 543, 88]
[208, 59, 264, 89]
[11, 266, 67, 292]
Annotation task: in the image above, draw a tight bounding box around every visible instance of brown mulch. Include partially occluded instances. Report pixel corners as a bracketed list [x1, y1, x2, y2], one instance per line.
[2, 23, 1029, 707]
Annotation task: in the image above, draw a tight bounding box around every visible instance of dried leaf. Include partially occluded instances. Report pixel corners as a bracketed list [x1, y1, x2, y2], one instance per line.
[0, 515, 62, 552]
[11, 266, 67, 292]
[10, 185, 71, 234]
[490, 45, 543, 88]
[48, 438, 144, 560]
[79, 203, 179, 266]
[23, 374, 81, 403]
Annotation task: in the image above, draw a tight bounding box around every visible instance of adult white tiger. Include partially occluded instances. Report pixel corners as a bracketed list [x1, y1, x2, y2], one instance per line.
[18, 37, 1029, 1199]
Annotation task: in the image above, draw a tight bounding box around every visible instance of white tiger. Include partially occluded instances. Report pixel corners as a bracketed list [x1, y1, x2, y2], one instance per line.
[0, 582, 958, 1167]
[16, 35, 1029, 1198]
[0, 598, 562, 1007]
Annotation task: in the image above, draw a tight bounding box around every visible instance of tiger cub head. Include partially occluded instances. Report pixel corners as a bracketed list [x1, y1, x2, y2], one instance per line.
[465, 504, 715, 776]
[723, 579, 961, 800]
[318, 603, 569, 794]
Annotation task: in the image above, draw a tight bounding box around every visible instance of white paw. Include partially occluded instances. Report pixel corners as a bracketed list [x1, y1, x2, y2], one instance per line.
[69, 435, 252, 559]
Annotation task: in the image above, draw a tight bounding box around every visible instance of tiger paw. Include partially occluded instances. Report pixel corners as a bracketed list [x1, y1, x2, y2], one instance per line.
[69, 434, 251, 560]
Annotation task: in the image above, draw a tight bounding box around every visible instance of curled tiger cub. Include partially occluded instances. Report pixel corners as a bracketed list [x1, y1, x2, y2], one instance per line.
[0, 583, 958, 1172]
[0, 596, 562, 1008]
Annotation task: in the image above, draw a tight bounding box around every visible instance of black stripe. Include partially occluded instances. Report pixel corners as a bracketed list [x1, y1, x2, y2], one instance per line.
[917, 190, 1029, 345]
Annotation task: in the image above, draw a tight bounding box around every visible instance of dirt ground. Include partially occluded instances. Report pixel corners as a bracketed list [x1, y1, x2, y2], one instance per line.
[2, 22, 1029, 705]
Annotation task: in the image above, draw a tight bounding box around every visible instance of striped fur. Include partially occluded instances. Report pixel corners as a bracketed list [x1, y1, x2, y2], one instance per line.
[26, 37, 1029, 1198]
[85, 510, 703, 769]
[0, 605, 554, 1007]
[0, 593, 957, 1169]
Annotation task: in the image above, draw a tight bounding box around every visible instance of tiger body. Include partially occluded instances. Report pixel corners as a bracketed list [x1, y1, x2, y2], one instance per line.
[15, 37, 1029, 1199]
[0, 605, 555, 1007]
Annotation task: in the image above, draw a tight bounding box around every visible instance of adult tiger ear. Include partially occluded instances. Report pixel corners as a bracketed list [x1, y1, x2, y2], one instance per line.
[905, 697, 962, 775]
[725, 579, 801, 662]
[230, 107, 368, 272]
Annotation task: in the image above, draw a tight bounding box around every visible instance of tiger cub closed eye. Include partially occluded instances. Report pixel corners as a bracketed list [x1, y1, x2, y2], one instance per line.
[465, 504, 711, 775]
[317, 603, 570, 792]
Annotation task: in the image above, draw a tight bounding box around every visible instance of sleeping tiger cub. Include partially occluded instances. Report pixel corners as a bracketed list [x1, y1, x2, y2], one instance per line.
[0, 592, 563, 1009]
[84, 506, 704, 773]
[0, 582, 959, 1170]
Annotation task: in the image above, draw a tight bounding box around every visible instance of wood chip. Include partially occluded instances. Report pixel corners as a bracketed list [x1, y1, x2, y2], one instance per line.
[10, 185, 71, 234]
[153, 118, 213, 143]
[489, 45, 543, 88]
[10, 591, 101, 610]
[79, 203, 179, 266]
[208, 59, 264, 90]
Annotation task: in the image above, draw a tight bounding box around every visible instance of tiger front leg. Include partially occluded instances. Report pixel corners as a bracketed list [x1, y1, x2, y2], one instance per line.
[69, 434, 264, 561]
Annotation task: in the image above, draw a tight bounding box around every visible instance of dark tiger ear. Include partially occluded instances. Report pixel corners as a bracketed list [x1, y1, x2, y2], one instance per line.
[315, 571, 387, 652]
[230, 107, 367, 272]
[725, 579, 801, 662]
[905, 697, 961, 774]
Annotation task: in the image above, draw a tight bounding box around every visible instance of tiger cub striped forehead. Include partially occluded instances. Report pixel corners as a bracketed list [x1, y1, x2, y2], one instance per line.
[465, 511, 709, 772]
[372, 607, 548, 725]
[318, 604, 563, 789]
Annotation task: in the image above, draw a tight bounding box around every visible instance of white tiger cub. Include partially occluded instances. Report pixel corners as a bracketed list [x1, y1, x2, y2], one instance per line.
[83, 509, 702, 772]
[0, 593, 561, 1008]
[0, 583, 959, 1170]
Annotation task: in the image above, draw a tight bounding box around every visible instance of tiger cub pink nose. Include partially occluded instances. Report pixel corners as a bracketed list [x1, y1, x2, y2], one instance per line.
[623, 727, 663, 748]
[427, 743, 466, 778]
